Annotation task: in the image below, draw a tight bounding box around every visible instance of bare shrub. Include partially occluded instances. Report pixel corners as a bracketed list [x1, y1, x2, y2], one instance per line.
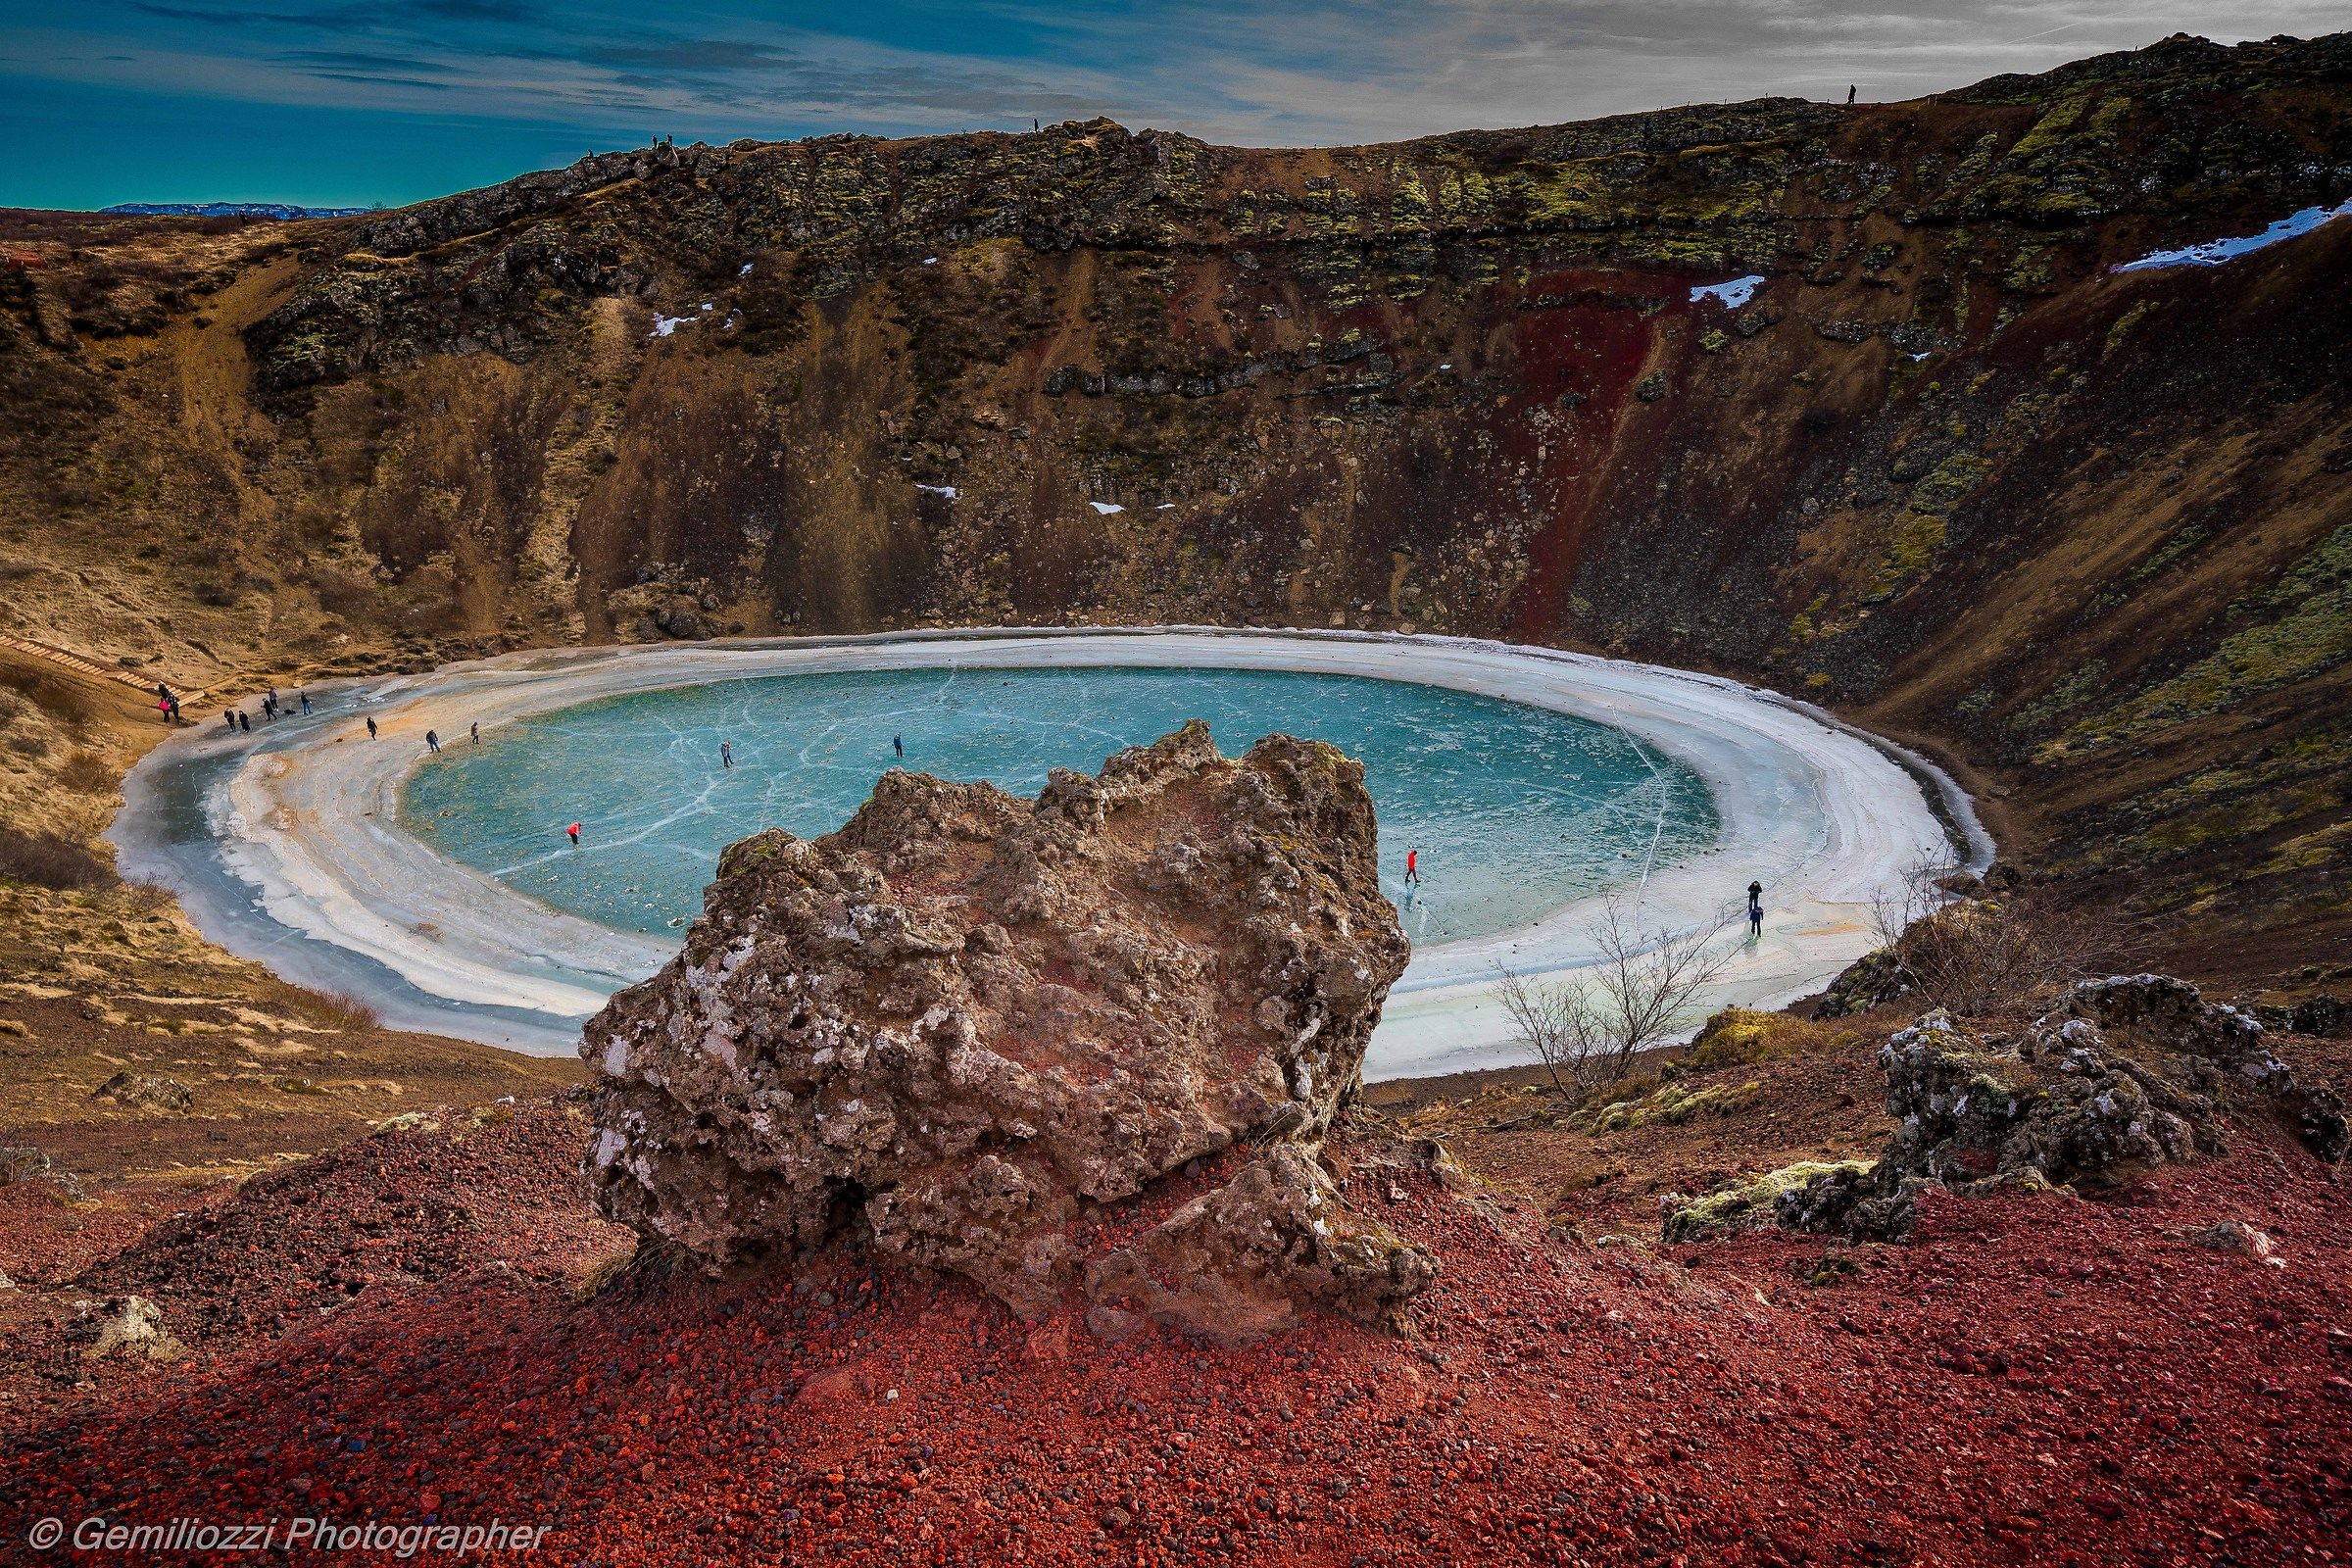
[0, 828, 116, 891]
[294, 989, 382, 1032]
[1497, 895, 1737, 1100]
[1867, 858, 2140, 1021]
[117, 878, 178, 913]
[56, 750, 115, 793]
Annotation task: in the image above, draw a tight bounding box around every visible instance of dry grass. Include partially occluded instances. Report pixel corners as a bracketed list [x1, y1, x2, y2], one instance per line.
[0, 828, 115, 891]
[0, 663, 108, 726]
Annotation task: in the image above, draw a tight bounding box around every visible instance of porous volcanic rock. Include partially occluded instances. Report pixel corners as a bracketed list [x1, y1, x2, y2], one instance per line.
[579, 722, 1432, 1341]
[1672, 974, 2348, 1244]
[1084, 1144, 1438, 1346]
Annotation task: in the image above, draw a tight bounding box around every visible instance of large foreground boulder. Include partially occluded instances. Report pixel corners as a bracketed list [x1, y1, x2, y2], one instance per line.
[580, 722, 1433, 1342]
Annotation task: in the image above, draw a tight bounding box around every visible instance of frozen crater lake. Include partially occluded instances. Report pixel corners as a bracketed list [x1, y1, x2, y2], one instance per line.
[399, 665, 1715, 953]
[113, 630, 1986, 1080]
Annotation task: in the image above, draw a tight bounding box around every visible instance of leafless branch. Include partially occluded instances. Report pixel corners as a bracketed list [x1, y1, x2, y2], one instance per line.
[1496, 894, 1737, 1100]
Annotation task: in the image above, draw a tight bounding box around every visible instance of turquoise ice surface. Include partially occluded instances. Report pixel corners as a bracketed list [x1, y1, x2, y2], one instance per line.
[399, 665, 1717, 948]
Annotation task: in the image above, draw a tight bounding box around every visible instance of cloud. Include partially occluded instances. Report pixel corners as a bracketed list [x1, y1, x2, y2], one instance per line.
[127, 2, 359, 24]
[37, 0, 2352, 161]
[577, 39, 800, 74]
[308, 70, 454, 90]
[130, 0, 542, 28]
[406, 0, 542, 20]
[275, 48, 450, 73]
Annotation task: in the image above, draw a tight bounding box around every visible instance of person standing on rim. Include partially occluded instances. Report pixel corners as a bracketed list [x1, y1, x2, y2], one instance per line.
[424, 728, 441, 755]
[470, 721, 480, 745]
[1746, 880, 1764, 938]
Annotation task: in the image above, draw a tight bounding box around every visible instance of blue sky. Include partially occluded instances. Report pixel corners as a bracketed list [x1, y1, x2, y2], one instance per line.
[1, 2, 2341, 210]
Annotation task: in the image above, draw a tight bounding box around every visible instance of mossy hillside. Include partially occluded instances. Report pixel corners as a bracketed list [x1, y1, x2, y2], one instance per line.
[2042, 522, 2352, 761]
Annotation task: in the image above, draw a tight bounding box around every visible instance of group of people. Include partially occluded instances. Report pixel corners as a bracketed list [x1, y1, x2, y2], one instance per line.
[218, 686, 310, 734]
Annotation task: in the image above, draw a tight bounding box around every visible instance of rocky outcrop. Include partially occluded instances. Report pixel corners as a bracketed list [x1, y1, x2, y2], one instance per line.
[91, 1071, 193, 1113]
[2048, 975, 2347, 1164]
[350, 142, 725, 258]
[1812, 946, 1910, 1020]
[1670, 975, 2347, 1244]
[0, 1145, 82, 1201]
[2189, 1218, 2283, 1265]
[579, 722, 1433, 1343]
[1659, 1159, 1871, 1244]
[78, 1296, 186, 1363]
[2251, 993, 2349, 1037]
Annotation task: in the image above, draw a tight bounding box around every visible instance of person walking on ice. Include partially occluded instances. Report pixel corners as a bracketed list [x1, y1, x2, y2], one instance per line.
[365, 715, 377, 740]
[1746, 880, 1764, 938]
[567, 822, 582, 847]
[720, 740, 733, 769]
[893, 734, 904, 760]
[1404, 848, 1421, 886]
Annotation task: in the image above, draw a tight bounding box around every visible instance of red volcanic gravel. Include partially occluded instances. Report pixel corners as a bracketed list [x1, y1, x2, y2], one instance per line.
[7, 1103, 2349, 1566]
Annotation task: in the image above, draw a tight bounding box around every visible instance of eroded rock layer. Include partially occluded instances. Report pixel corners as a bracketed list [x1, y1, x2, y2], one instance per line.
[580, 721, 1432, 1341]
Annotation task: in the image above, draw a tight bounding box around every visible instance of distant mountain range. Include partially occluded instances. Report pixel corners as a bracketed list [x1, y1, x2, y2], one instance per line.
[100, 202, 372, 220]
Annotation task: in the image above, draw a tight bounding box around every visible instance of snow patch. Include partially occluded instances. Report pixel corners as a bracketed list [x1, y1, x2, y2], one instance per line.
[1089, 501, 1124, 515]
[916, 484, 959, 500]
[1690, 274, 1765, 310]
[2114, 199, 2352, 272]
[738, 261, 754, 276]
[649, 314, 692, 338]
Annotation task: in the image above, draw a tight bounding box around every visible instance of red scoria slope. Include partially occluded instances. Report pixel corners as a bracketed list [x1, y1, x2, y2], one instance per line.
[7, 1093, 2348, 1566]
